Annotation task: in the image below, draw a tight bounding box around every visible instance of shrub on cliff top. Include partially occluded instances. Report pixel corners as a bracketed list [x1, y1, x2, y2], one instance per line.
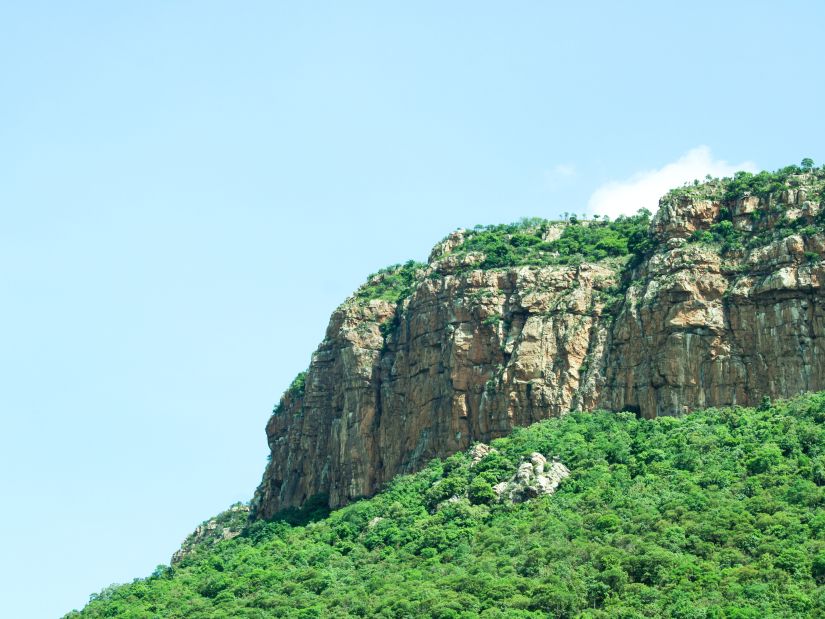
[448, 209, 652, 269]
[354, 259, 426, 304]
[722, 161, 824, 202]
[272, 370, 307, 415]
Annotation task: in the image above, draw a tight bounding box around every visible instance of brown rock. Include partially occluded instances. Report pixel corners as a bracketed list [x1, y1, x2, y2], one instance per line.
[252, 176, 825, 517]
[252, 262, 615, 517]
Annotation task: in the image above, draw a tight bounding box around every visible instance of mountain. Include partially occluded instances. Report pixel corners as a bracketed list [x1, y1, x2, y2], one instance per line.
[65, 163, 825, 617]
[67, 394, 825, 617]
[254, 164, 825, 517]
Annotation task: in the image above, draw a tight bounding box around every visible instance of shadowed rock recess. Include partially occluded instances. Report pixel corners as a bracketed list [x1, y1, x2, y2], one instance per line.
[253, 168, 825, 518]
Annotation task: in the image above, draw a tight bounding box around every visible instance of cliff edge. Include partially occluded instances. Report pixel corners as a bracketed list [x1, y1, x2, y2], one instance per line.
[253, 165, 825, 518]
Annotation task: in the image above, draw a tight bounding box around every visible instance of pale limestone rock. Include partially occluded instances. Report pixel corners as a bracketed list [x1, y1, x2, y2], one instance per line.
[470, 443, 494, 465]
[172, 504, 250, 564]
[428, 230, 468, 263]
[493, 454, 570, 503]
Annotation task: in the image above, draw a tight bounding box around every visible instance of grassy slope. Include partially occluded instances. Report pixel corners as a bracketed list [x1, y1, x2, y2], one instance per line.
[68, 394, 824, 618]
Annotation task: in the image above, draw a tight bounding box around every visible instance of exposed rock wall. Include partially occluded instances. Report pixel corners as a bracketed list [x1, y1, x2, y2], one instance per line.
[604, 190, 825, 416]
[253, 260, 616, 518]
[253, 178, 825, 517]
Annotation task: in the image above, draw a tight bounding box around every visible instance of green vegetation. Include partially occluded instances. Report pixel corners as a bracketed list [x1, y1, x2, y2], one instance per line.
[287, 372, 307, 397]
[671, 161, 825, 254]
[664, 160, 824, 203]
[173, 505, 252, 562]
[721, 162, 821, 202]
[350, 211, 654, 332]
[271, 371, 307, 416]
[481, 314, 501, 327]
[351, 161, 825, 315]
[689, 202, 825, 254]
[354, 260, 426, 304]
[690, 220, 743, 253]
[446, 211, 653, 270]
[356, 162, 825, 303]
[68, 393, 825, 618]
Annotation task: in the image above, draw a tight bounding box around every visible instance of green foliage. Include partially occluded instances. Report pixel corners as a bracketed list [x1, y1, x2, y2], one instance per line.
[724, 171, 776, 201]
[288, 372, 307, 396]
[68, 393, 825, 618]
[481, 314, 501, 327]
[668, 164, 825, 255]
[677, 164, 825, 256]
[272, 370, 307, 416]
[449, 211, 652, 270]
[259, 493, 332, 527]
[355, 259, 426, 304]
[691, 219, 745, 253]
[467, 474, 498, 505]
[720, 166, 815, 202]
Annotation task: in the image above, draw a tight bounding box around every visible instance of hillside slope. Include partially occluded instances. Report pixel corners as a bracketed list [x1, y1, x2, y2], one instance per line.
[67, 394, 825, 618]
[256, 165, 825, 516]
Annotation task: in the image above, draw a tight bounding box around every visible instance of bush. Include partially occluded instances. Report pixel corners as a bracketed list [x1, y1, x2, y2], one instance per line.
[272, 370, 308, 415]
[467, 473, 499, 505]
[445, 211, 652, 270]
[355, 260, 426, 304]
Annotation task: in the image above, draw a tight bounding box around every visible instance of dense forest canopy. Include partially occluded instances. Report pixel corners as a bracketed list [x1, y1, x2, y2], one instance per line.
[68, 394, 825, 618]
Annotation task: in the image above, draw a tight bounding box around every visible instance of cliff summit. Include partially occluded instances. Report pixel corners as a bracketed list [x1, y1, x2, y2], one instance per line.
[253, 164, 825, 517]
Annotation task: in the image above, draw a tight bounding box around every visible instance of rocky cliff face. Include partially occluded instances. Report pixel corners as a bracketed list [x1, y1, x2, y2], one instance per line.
[604, 184, 825, 416]
[252, 169, 825, 518]
[253, 258, 616, 518]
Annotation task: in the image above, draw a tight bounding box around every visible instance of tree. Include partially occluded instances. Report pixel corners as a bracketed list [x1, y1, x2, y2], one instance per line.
[801, 158, 814, 171]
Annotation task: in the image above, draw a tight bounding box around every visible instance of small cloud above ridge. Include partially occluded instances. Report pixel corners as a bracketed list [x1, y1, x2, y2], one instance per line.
[551, 163, 576, 178]
[544, 163, 577, 189]
[587, 147, 757, 219]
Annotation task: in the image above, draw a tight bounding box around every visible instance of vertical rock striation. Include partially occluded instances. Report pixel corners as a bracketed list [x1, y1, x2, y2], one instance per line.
[604, 187, 825, 416]
[253, 258, 616, 518]
[253, 172, 825, 517]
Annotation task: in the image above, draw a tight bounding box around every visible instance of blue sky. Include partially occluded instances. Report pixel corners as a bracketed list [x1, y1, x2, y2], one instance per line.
[2, 2, 823, 617]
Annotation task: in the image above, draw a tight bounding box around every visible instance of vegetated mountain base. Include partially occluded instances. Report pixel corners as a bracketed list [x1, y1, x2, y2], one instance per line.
[66, 163, 825, 618]
[68, 394, 824, 618]
[256, 164, 825, 516]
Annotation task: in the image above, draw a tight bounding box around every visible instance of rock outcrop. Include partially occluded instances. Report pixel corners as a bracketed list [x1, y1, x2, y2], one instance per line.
[252, 171, 825, 518]
[492, 452, 570, 503]
[603, 185, 825, 416]
[253, 259, 614, 518]
[171, 504, 249, 564]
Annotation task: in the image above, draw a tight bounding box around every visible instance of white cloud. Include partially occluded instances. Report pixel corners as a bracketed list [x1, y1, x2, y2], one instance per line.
[551, 163, 576, 178]
[544, 163, 577, 189]
[587, 147, 757, 219]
